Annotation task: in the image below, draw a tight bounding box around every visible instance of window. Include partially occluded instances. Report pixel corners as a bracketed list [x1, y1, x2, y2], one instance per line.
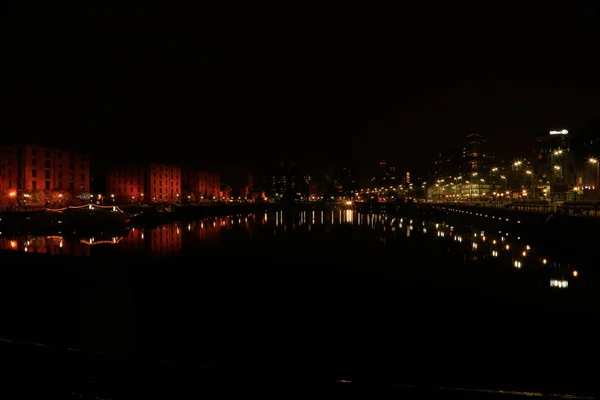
[32, 158, 36, 166]
[32, 181, 36, 190]
[70, 173, 74, 181]
[81, 164, 85, 170]
[69, 154, 74, 161]
[45, 181, 50, 190]
[70, 182, 74, 190]
[113, 180, 116, 186]
[32, 149, 37, 156]
[8, 169, 11, 177]
[160, 188, 162, 193]
[58, 164, 62, 169]
[8, 181, 11, 189]
[160, 173, 162, 179]
[81, 173, 85, 181]
[58, 172, 62, 179]
[130, 179, 133, 185]
[81, 155, 85, 161]
[154, 180, 156, 185]
[58, 182, 62, 190]
[58, 152, 63, 159]
[45, 160, 50, 168]
[31, 169, 36, 178]
[45, 170, 50, 179]
[69, 162, 74, 170]
[45, 150, 50, 158]
[131, 187, 133, 193]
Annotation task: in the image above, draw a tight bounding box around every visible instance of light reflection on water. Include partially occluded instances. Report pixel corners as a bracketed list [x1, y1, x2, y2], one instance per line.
[0, 210, 589, 290]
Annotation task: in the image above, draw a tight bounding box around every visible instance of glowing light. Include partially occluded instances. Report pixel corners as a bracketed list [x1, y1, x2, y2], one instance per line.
[505, 244, 510, 250]
[522, 251, 527, 257]
[550, 279, 568, 288]
[542, 259, 547, 265]
[492, 240, 496, 244]
[549, 129, 568, 135]
[10, 240, 16, 248]
[514, 260, 521, 268]
[573, 270, 578, 277]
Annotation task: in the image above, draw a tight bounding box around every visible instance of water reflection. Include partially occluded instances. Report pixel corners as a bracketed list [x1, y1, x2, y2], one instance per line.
[0, 210, 590, 291]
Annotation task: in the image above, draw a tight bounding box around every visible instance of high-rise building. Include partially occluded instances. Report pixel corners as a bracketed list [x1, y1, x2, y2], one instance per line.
[433, 151, 456, 180]
[271, 161, 297, 197]
[107, 163, 181, 203]
[376, 160, 398, 186]
[462, 133, 484, 173]
[534, 129, 575, 197]
[336, 166, 356, 194]
[0, 144, 90, 198]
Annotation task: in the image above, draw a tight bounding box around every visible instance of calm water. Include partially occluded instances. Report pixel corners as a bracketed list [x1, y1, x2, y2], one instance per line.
[1, 209, 599, 394]
[0, 209, 594, 292]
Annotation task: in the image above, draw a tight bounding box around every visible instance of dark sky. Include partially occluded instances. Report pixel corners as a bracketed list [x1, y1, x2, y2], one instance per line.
[2, 2, 600, 186]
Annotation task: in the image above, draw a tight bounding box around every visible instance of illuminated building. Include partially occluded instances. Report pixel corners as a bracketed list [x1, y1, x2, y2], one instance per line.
[375, 160, 397, 185]
[106, 165, 146, 203]
[433, 151, 456, 181]
[220, 185, 232, 200]
[534, 129, 575, 199]
[107, 163, 181, 203]
[461, 133, 494, 174]
[184, 171, 220, 201]
[270, 161, 297, 198]
[0, 144, 90, 199]
[309, 181, 323, 198]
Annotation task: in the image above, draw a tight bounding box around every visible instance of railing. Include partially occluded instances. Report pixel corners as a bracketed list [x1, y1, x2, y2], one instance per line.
[44, 204, 125, 213]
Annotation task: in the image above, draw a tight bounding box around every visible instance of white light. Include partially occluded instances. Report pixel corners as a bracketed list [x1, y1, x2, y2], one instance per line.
[549, 129, 568, 135]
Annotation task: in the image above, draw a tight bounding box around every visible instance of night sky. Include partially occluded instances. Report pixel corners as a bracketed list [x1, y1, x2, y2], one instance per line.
[2, 2, 600, 187]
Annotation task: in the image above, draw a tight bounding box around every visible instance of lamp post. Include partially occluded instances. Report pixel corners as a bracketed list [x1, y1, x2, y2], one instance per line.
[525, 170, 533, 199]
[588, 158, 599, 198]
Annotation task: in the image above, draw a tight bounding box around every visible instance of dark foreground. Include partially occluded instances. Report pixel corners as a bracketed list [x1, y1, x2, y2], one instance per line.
[0, 208, 599, 398]
[0, 252, 598, 398]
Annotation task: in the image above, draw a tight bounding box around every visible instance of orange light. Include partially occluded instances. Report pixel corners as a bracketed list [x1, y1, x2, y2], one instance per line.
[573, 270, 578, 277]
[10, 240, 16, 248]
[9, 192, 15, 197]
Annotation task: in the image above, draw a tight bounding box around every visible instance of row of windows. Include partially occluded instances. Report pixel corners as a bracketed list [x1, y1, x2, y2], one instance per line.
[111, 187, 143, 194]
[1, 161, 84, 170]
[152, 180, 180, 187]
[113, 179, 142, 185]
[3, 180, 78, 190]
[30, 149, 86, 162]
[153, 173, 180, 179]
[152, 166, 180, 173]
[31, 170, 84, 180]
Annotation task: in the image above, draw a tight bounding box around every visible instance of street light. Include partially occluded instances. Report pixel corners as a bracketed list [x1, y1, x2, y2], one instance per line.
[588, 158, 599, 193]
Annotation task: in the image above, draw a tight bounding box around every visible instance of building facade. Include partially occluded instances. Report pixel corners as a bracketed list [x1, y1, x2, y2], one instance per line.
[106, 163, 181, 203]
[106, 165, 146, 203]
[533, 130, 575, 197]
[0, 144, 90, 202]
[184, 171, 220, 200]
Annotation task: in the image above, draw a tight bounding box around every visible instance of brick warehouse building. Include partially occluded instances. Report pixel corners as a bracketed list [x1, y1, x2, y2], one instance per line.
[0, 145, 90, 203]
[106, 163, 181, 203]
[183, 171, 221, 201]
